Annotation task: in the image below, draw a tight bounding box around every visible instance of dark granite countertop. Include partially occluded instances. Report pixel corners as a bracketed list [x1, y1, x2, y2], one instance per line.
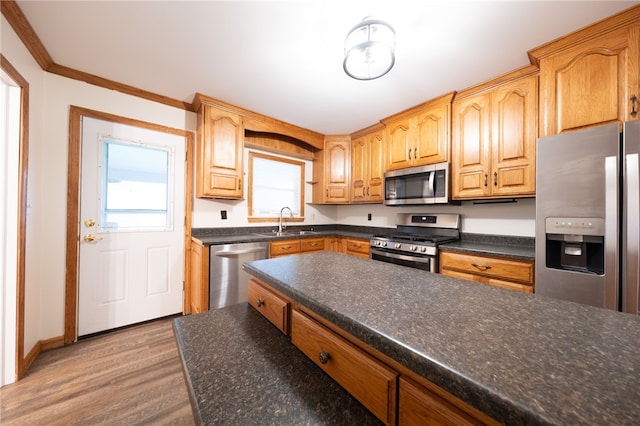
[191, 225, 380, 246]
[173, 303, 382, 425]
[243, 252, 640, 425]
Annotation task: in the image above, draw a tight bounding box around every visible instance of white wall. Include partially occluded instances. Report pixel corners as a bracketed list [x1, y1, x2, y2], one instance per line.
[337, 198, 536, 236]
[2, 15, 196, 361]
[2, 11, 535, 366]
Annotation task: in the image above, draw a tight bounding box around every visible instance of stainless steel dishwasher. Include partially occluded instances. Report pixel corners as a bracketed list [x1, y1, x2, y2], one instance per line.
[209, 242, 269, 309]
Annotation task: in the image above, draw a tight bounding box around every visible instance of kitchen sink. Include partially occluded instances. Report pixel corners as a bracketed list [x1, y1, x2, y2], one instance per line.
[253, 230, 320, 237]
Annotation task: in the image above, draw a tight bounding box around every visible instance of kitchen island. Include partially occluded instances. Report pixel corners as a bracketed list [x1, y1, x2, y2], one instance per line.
[241, 252, 640, 425]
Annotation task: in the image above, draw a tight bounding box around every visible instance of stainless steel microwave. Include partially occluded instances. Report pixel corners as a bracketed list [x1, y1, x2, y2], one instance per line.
[384, 162, 450, 205]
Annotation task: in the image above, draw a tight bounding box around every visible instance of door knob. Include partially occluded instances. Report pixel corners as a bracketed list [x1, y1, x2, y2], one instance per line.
[83, 234, 103, 243]
[84, 219, 96, 227]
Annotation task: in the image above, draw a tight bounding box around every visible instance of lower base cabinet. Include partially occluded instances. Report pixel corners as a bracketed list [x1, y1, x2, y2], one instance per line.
[248, 276, 498, 426]
[291, 309, 397, 425]
[439, 250, 534, 293]
[399, 376, 488, 426]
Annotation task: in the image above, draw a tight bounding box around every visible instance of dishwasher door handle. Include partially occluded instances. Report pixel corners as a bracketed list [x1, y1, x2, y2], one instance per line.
[214, 248, 268, 257]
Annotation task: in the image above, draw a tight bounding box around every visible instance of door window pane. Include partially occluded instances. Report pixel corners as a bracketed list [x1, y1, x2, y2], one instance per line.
[101, 138, 172, 230]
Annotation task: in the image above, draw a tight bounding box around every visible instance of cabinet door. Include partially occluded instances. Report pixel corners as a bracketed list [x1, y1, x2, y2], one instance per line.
[197, 105, 244, 199]
[491, 75, 537, 197]
[324, 139, 350, 203]
[413, 101, 450, 166]
[351, 136, 368, 203]
[367, 131, 385, 202]
[352, 132, 384, 203]
[452, 93, 491, 199]
[538, 25, 640, 136]
[189, 238, 209, 314]
[386, 119, 412, 170]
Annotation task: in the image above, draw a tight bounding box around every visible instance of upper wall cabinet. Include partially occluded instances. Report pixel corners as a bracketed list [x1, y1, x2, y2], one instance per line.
[312, 135, 351, 204]
[351, 124, 385, 203]
[195, 103, 244, 199]
[452, 66, 538, 200]
[382, 92, 455, 171]
[529, 6, 640, 137]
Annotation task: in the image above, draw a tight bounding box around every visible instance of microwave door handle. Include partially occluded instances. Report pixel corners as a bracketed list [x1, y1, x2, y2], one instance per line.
[427, 171, 435, 197]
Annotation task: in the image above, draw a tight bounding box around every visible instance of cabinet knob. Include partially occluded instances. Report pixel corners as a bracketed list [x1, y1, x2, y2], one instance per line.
[318, 351, 330, 364]
[256, 299, 265, 307]
[631, 94, 638, 118]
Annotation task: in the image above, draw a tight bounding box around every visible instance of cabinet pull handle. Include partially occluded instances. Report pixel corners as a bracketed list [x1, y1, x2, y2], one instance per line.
[408, 149, 412, 160]
[631, 94, 638, 118]
[256, 299, 265, 307]
[471, 263, 492, 271]
[353, 243, 361, 248]
[318, 351, 330, 364]
[282, 245, 292, 250]
[414, 147, 417, 159]
[238, 179, 242, 191]
[309, 243, 318, 247]
[483, 174, 488, 187]
[493, 171, 498, 187]
[366, 186, 370, 196]
[326, 189, 329, 197]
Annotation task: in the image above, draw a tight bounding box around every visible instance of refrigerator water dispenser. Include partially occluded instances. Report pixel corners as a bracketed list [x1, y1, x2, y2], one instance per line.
[545, 217, 605, 275]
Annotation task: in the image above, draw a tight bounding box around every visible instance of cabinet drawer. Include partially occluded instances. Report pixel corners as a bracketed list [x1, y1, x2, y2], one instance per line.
[399, 376, 490, 426]
[440, 251, 534, 284]
[248, 278, 289, 334]
[345, 238, 370, 257]
[301, 238, 325, 252]
[270, 239, 301, 257]
[291, 309, 397, 424]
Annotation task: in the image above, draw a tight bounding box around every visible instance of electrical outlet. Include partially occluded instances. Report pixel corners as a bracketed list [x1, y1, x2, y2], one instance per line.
[221, 210, 227, 220]
[367, 213, 372, 221]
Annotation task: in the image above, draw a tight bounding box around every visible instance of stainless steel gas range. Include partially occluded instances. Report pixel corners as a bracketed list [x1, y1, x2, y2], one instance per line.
[370, 213, 461, 272]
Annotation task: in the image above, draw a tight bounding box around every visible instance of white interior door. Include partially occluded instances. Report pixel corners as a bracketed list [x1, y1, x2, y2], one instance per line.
[78, 117, 185, 336]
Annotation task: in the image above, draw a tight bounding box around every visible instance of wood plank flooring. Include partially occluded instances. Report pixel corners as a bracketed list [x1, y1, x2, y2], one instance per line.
[0, 317, 194, 425]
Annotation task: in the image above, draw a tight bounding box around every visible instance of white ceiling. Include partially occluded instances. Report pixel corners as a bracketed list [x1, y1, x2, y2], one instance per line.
[15, 1, 639, 135]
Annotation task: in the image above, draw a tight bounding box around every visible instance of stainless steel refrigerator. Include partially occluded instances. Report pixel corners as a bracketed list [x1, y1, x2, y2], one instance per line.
[535, 121, 639, 315]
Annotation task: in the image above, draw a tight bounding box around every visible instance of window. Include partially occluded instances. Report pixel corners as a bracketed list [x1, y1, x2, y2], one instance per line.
[100, 138, 172, 230]
[248, 151, 304, 221]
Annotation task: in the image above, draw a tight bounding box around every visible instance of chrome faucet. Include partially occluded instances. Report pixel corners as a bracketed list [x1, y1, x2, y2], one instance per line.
[279, 206, 293, 233]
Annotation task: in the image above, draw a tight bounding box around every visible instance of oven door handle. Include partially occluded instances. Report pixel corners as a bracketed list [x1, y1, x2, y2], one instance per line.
[370, 248, 433, 264]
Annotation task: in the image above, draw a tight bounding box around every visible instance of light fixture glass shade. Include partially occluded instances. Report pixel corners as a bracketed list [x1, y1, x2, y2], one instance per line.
[343, 17, 395, 81]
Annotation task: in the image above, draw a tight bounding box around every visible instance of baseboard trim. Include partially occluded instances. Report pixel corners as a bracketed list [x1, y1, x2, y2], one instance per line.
[22, 335, 65, 375]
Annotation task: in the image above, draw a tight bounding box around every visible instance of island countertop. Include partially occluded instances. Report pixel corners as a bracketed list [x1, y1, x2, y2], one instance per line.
[242, 251, 640, 425]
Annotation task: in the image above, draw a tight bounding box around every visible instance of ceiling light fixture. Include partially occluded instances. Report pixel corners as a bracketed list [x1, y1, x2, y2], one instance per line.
[343, 16, 396, 81]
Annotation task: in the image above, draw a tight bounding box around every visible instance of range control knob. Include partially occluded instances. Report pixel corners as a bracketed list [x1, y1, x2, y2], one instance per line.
[395, 243, 402, 249]
[410, 245, 417, 251]
[420, 246, 427, 253]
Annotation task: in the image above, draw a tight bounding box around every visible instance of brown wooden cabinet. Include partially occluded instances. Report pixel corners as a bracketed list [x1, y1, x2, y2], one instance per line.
[270, 237, 324, 258]
[529, 8, 640, 137]
[351, 125, 385, 203]
[452, 66, 538, 199]
[248, 277, 290, 334]
[291, 309, 398, 425]
[343, 238, 370, 258]
[399, 376, 488, 426]
[439, 250, 534, 293]
[250, 276, 499, 426]
[312, 135, 351, 204]
[188, 238, 209, 314]
[195, 101, 244, 199]
[383, 92, 454, 171]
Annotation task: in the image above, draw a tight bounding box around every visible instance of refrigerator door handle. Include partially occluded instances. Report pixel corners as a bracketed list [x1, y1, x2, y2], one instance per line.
[605, 156, 619, 310]
[624, 153, 639, 314]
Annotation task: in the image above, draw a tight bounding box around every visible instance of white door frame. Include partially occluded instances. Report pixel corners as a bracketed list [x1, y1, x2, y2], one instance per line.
[65, 106, 193, 343]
